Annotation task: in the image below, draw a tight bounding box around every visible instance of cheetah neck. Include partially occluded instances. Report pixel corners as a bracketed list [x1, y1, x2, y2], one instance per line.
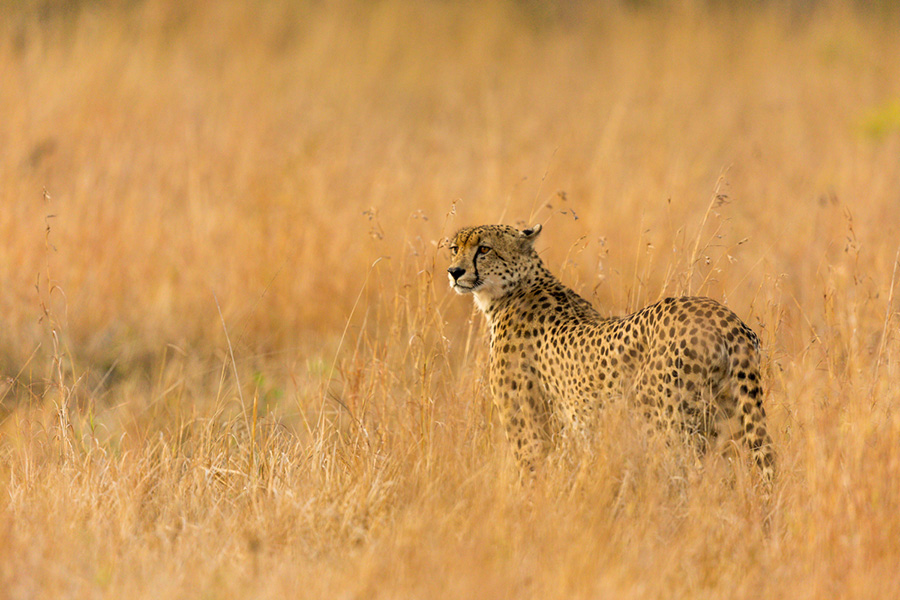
[475, 261, 583, 327]
[473, 290, 493, 314]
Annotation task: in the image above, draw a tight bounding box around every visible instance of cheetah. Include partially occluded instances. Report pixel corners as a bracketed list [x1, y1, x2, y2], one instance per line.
[447, 223, 775, 484]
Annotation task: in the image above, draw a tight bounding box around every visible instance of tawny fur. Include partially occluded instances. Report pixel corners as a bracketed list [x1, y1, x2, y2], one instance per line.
[448, 223, 775, 483]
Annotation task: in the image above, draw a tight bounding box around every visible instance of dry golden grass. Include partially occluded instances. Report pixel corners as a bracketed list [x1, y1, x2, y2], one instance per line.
[2, 1, 900, 598]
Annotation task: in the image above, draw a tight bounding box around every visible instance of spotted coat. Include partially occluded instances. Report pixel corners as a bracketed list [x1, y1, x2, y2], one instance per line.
[447, 223, 775, 483]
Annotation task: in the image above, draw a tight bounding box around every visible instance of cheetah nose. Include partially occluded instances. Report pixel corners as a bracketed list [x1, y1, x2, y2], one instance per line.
[447, 267, 466, 281]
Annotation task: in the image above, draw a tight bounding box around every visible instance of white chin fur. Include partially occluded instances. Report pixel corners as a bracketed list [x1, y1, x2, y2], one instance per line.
[449, 273, 471, 293]
[473, 291, 492, 313]
[450, 278, 476, 294]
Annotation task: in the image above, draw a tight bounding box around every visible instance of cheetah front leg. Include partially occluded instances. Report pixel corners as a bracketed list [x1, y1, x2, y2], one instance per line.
[491, 374, 554, 474]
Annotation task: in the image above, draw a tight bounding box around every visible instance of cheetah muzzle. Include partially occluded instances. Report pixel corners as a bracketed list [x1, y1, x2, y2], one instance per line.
[447, 223, 775, 485]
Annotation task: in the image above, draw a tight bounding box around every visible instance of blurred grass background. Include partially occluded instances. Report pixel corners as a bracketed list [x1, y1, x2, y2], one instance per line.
[1, 1, 900, 598]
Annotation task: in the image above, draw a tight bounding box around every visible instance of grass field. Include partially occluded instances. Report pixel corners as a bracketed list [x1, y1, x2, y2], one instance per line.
[2, 1, 900, 597]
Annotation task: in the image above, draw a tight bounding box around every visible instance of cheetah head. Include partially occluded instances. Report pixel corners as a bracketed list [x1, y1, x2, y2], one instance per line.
[447, 223, 543, 311]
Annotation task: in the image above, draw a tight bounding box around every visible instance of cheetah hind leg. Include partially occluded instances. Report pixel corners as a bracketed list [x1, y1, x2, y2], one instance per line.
[725, 371, 776, 488]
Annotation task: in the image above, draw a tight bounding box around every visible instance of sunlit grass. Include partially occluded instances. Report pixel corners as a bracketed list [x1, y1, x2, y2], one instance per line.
[1, 1, 900, 598]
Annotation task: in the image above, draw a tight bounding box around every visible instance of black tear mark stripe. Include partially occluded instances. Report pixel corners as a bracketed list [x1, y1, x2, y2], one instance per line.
[472, 243, 481, 283]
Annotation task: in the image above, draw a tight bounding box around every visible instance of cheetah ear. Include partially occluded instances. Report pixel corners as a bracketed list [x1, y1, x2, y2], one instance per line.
[519, 224, 542, 246]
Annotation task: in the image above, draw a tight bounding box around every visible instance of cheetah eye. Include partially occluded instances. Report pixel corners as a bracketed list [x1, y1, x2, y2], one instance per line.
[478, 246, 492, 255]
[449, 245, 459, 255]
